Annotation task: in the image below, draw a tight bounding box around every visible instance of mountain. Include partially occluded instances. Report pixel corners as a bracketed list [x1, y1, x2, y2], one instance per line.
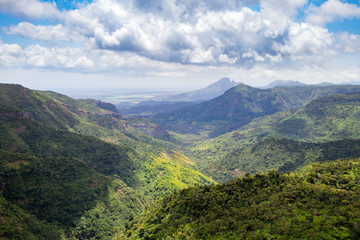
[260, 80, 306, 89]
[167, 77, 239, 102]
[118, 78, 238, 116]
[121, 158, 360, 239]
[153, 84, 360, 136]
[0, 84, 214, 239]
[189, 92, 360, 181]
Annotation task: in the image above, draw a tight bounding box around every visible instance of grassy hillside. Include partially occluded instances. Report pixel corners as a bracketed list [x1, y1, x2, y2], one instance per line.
[137, 152, 215, 199]
[121, 159, 360, 239]
[153, 84, 360, 136]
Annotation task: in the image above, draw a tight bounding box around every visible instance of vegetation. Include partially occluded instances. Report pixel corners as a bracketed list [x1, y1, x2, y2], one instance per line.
[188, 92, 360, 181]
[137, 152, 215, 199]
[0, 150, 109, 227]
[0, 195, 62, 240]
[3, 82, 360, 239]
[122, 159, 360, 239]
[0, 84, 214, 239]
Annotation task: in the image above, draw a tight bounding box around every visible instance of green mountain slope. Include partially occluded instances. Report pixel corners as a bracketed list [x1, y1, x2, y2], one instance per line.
[189, 92, 360, 180]
[122, 159, 360, 239]
[0, 84, 214, 239]
[153, 84, 360, 136]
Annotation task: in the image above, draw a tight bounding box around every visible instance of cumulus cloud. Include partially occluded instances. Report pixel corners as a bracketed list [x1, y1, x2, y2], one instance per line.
[0, 40, 94, 69]
[0, 0, 60, 19]
[1, 0, 360, 72]
[58, 0, 338, 67]
[335, 32, 360, 54]
[5, 22, 83, 41]
[60, 1, 289, 66]
[274, 23, 335, 63]
[306, 0, 360, 26]
[0, 39, 182, 73]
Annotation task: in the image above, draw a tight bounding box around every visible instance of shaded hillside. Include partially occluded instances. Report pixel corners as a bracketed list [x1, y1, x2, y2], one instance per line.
[0, 115, 136, 184]
[121, 159, 360, 239]
[153, 84, 360, 136]
[215, 138, 360, 181]
[0, 194, 62, 239]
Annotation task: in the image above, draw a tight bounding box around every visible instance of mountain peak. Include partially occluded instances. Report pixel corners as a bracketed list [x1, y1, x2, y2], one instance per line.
[204, 77, 238, 92]
[211, 77, 236, 85]
[260, 80, 305, 89]
[162, 77, 239, 102]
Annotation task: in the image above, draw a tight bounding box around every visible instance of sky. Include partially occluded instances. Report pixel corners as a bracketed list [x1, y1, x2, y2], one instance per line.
[0, 0, 360, 95]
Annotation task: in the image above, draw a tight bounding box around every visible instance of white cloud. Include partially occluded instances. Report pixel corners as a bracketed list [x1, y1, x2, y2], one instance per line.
[0, 41, 94, 69]
[306, 0, 360, 26]
[335, 32, 360, 54]
[274, 23, 336, 63]
[0, 0, 359, 78]
[0, 41, 23, 67]
[5, 22, 83, 41]
[0, 0, 60, 19]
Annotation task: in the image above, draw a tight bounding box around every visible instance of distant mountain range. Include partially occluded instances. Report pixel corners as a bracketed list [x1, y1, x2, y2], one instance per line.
[165, 77, 239, 102]
[120, 77, 238, 115]
[260, 79, 360, 89]
[153, 84, 360, 136]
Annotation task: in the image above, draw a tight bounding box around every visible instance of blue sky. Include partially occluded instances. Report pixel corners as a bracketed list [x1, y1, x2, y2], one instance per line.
[0, 0, 360, 95]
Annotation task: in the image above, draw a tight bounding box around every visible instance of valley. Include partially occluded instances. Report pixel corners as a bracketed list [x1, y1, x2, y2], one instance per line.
[1, 80, 360, 239]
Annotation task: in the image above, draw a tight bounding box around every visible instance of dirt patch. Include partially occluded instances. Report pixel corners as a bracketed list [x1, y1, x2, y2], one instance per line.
[8, 143, 18, 152]
[89, 178, 101, 189]
[0, 112, 30, 120]
[12, 126, 26, 134]
[229, 168, 245, 177]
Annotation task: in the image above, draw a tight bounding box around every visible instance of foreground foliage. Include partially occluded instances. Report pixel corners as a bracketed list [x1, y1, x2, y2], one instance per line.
[122, 159, 360, 239]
